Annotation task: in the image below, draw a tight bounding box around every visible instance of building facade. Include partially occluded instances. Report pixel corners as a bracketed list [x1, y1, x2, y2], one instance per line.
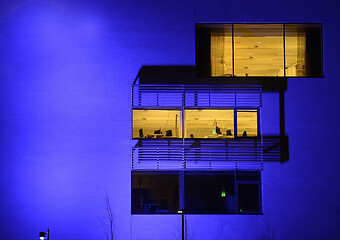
[130, 23, 323, 238]
[1, 1, 339, 240]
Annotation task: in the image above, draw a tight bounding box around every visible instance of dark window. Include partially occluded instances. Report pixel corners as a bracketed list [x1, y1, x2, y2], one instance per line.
[132, 171, 261, 214]
[237, 171, 261, 212]
[185, 172, 235, 213]
[132, 172, 179, 213]
[238, 184, 260, 212]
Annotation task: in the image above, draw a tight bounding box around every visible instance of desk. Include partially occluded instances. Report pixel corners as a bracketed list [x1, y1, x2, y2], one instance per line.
[205, 134, 234, 139]
[146, 134, 164, 138]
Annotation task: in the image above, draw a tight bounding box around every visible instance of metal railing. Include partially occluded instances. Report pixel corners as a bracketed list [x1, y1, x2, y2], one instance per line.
[131, 137, 281, 170]
[132, 85, 262, 108]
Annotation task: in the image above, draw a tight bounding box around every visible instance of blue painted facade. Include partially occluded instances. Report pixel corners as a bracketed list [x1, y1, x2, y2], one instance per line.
[0, 0, 339, 239]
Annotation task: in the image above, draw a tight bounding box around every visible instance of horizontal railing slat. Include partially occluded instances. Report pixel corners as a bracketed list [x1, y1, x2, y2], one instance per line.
[132, 85, 262, 108]
[131, 138, 281, 170]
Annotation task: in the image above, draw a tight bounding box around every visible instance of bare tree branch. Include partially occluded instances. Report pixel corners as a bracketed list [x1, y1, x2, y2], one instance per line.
[101, 192, 115, 240]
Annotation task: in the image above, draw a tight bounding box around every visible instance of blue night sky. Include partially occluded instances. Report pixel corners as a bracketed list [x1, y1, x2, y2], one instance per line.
[0, 0, 340, 239]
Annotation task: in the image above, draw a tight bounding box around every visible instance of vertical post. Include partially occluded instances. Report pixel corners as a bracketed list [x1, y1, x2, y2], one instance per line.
[178, 209, 185, 240]
[259, 86, 264, 166]
[132, 85, 134, 106]
[138, 86, 141, 107]
[283, 24, 286, 77]
[182, 211, 184, 240]
[182, 86, 186, 169]
[234, 108, 237, 138]
[232, 24, 235, 77]
[234, 171, 237, 212]
[279, 89, 286, 162]
[179, 172, 185, 210]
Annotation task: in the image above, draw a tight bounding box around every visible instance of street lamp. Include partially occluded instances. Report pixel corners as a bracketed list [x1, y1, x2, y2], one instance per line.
[39, 229, 49, 240]
[177, 209, 186, 240]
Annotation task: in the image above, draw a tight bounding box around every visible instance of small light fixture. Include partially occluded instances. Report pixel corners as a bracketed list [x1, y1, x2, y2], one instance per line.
[39, 229, 49, 240]
[39, 232, 47, 240]
[221, 190, 226, 197]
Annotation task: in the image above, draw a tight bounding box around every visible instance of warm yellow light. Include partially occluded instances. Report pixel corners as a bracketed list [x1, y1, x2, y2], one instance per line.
[133, 110, 181, 138]
[237, 110, 258, 137]
[185, 109, 234, 138]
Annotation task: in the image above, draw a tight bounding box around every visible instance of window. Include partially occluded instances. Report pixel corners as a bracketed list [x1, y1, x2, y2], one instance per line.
[133, 110, 182, 138]
[131, 171, 262, 214]
[185, 172, 235, 213]
[196, 23, 323, 77]
[132, 172, 179, 213]
[210, 24, 233, 76]
[133, 108, 258, 139]
[285, 24, 323, 77]
[234, 24, 284, 77]
[184, 109, 234, 138]
[236, 171, 261, 212]
[237, 109, 258, 137]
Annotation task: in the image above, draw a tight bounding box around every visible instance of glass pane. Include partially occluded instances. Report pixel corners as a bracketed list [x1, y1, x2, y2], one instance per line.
[133, 110, 181, 138]
[210, 25, 233, 76]
[238, 184, 260, 212]
[132, 172, 179, 213]
[237, 110, 257, 137]
[185, 109, 234, 138]
[285, 24, 306, 76]
[234, 24, 284, 76]
[285, 24, 322, 77]
[185, 172, 235, 213]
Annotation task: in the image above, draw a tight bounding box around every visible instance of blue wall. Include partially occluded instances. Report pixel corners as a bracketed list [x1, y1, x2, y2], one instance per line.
[0, 0, 339, 239]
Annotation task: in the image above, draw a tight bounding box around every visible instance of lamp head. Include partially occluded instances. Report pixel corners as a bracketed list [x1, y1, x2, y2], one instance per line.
[177, 209, 185, 214]
[39, 231, 47, 240]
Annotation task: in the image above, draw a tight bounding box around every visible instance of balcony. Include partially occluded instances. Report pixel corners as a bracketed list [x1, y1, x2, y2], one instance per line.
[132, 84, 262, 108]
[131, 81, 288, 171]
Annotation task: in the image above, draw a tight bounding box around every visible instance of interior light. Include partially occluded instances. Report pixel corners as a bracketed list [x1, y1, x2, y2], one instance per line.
[221, 191, 226, 197]
[212, 130, 216, 134]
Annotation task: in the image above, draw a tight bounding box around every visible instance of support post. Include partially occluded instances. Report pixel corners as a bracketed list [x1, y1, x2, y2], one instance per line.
[279, 89, 288, 162]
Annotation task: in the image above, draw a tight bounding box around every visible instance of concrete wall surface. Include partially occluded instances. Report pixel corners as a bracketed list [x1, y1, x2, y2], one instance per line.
[0, 0, 339, 239]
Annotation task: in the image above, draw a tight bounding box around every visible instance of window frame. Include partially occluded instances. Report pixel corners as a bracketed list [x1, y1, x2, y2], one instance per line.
[131, 170, 263, 215]
[132, 107, 261, 140]
[195, 23, 323, 78]
[131, 171, 180, 214]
